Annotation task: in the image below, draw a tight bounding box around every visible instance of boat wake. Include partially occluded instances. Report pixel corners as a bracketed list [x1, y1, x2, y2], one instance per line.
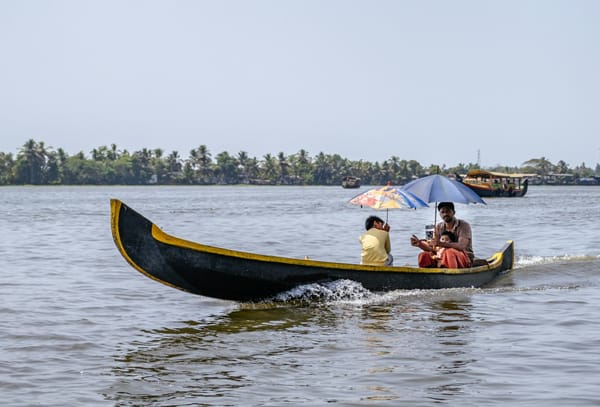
[515, 253, 600, 268]
[493, 254, 600, 292]
[266, 254, 600, 304]
[272, 279, 374, 303]
[270, 279, 476, 305]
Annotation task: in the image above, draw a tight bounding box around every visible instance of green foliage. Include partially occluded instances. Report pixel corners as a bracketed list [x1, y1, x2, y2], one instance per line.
[0, 152, 15, 185]
[0, 140, 598, 186]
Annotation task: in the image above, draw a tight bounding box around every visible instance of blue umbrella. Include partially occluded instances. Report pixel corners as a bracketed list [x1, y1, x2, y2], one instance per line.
[401, 174, 485, 226]
[401, 174, 486, 205]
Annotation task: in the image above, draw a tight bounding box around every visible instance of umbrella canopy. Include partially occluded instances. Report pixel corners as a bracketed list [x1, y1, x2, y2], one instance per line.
[349, 185, 429, 222]
[401, 174, 485, 226]
[401, 174, 486, 205]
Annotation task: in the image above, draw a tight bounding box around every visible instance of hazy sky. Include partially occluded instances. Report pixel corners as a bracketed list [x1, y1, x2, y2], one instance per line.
[2, 1, 599, 168]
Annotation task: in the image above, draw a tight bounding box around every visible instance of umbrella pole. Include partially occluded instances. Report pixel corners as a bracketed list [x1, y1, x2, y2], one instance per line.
[433, 167, 439, 232]
[433, 202, 437, 235]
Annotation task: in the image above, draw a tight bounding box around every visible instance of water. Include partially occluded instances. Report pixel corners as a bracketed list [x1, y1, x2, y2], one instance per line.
[1, 185, 599, 406]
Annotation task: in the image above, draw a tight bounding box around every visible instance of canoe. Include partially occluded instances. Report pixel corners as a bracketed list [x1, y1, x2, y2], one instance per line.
[110, 199, 514, 302]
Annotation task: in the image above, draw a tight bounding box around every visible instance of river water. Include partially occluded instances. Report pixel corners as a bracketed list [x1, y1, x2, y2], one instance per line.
[1, 185, 599, 406]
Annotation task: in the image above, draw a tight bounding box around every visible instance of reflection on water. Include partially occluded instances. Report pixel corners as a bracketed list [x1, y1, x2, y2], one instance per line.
[107, 291, 483, 406]
[106, 305, 335, 405]
[426, 300, 479, 401]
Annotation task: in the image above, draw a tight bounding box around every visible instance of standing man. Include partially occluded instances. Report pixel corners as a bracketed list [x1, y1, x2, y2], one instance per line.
[410, 202, 473, 268]
[359, 216, 393, 266]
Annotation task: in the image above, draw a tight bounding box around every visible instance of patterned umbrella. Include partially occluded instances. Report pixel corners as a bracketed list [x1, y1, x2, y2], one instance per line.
[349, 185, 429, 222]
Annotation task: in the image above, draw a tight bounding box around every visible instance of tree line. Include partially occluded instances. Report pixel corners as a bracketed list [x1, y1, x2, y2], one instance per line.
[0, 139, 598, 186]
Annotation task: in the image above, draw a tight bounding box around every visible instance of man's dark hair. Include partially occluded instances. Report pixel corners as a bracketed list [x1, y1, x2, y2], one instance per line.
[365, 215, 384, 230]
[437, 202, 455, 211]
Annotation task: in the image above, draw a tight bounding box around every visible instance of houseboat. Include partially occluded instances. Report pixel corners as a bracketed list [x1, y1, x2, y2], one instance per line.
[460, 170, 531, 197]
[342, 176, 361, 189]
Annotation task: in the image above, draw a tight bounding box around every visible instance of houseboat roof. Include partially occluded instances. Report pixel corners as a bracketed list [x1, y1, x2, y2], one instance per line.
[466, 169, 536, 179]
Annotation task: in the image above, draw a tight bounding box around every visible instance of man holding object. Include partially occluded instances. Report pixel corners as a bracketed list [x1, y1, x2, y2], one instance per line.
[410, 202, 473, 268]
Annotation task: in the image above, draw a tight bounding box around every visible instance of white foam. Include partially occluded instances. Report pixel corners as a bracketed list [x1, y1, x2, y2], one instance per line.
[273, 279, 372, 303]
[271, 279, 480, 305]
[515, 254, 598, 268]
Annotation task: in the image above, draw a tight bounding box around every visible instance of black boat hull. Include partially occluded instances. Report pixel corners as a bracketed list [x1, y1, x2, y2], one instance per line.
[111, 199, 514, 302]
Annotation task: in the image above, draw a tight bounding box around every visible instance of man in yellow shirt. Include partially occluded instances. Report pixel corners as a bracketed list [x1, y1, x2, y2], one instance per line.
[359, 216, 393, 266]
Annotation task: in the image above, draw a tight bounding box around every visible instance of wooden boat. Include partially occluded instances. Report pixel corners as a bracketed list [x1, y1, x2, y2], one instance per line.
[459, 170, 530, 198]
[342, 176, 361, 189]
[110, 199, 514, 302]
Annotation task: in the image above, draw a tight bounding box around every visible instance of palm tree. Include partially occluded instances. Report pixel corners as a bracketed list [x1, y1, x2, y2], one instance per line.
[129, 148, 154, 184]
[214, 151, 240, 184]
[0, 152, 15, 184]
[380, 160, 393, 184]
[395, 160, 411, 184]
[313, 152, 333, 185]
[261, 153, 278, 183]
[237, 151, 250, 183]
[108, 143, 119, 161]
[189, 145, 213, 184]
[407, 160, 423, 180]
[555, 160, 570, 174]
[289, 149, 312, 184]
[277, 152, 289, 184]
[165, 151, 182, 184]
[45, 149, 64, 184]
[388, 156, 401, 183]
[522, 157, 555, 182]
[149, 148, 166, 184]
[15, 139, 48, 184]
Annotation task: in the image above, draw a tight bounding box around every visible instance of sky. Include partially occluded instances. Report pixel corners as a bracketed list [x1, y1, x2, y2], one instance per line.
[1, 1, 599, 168]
